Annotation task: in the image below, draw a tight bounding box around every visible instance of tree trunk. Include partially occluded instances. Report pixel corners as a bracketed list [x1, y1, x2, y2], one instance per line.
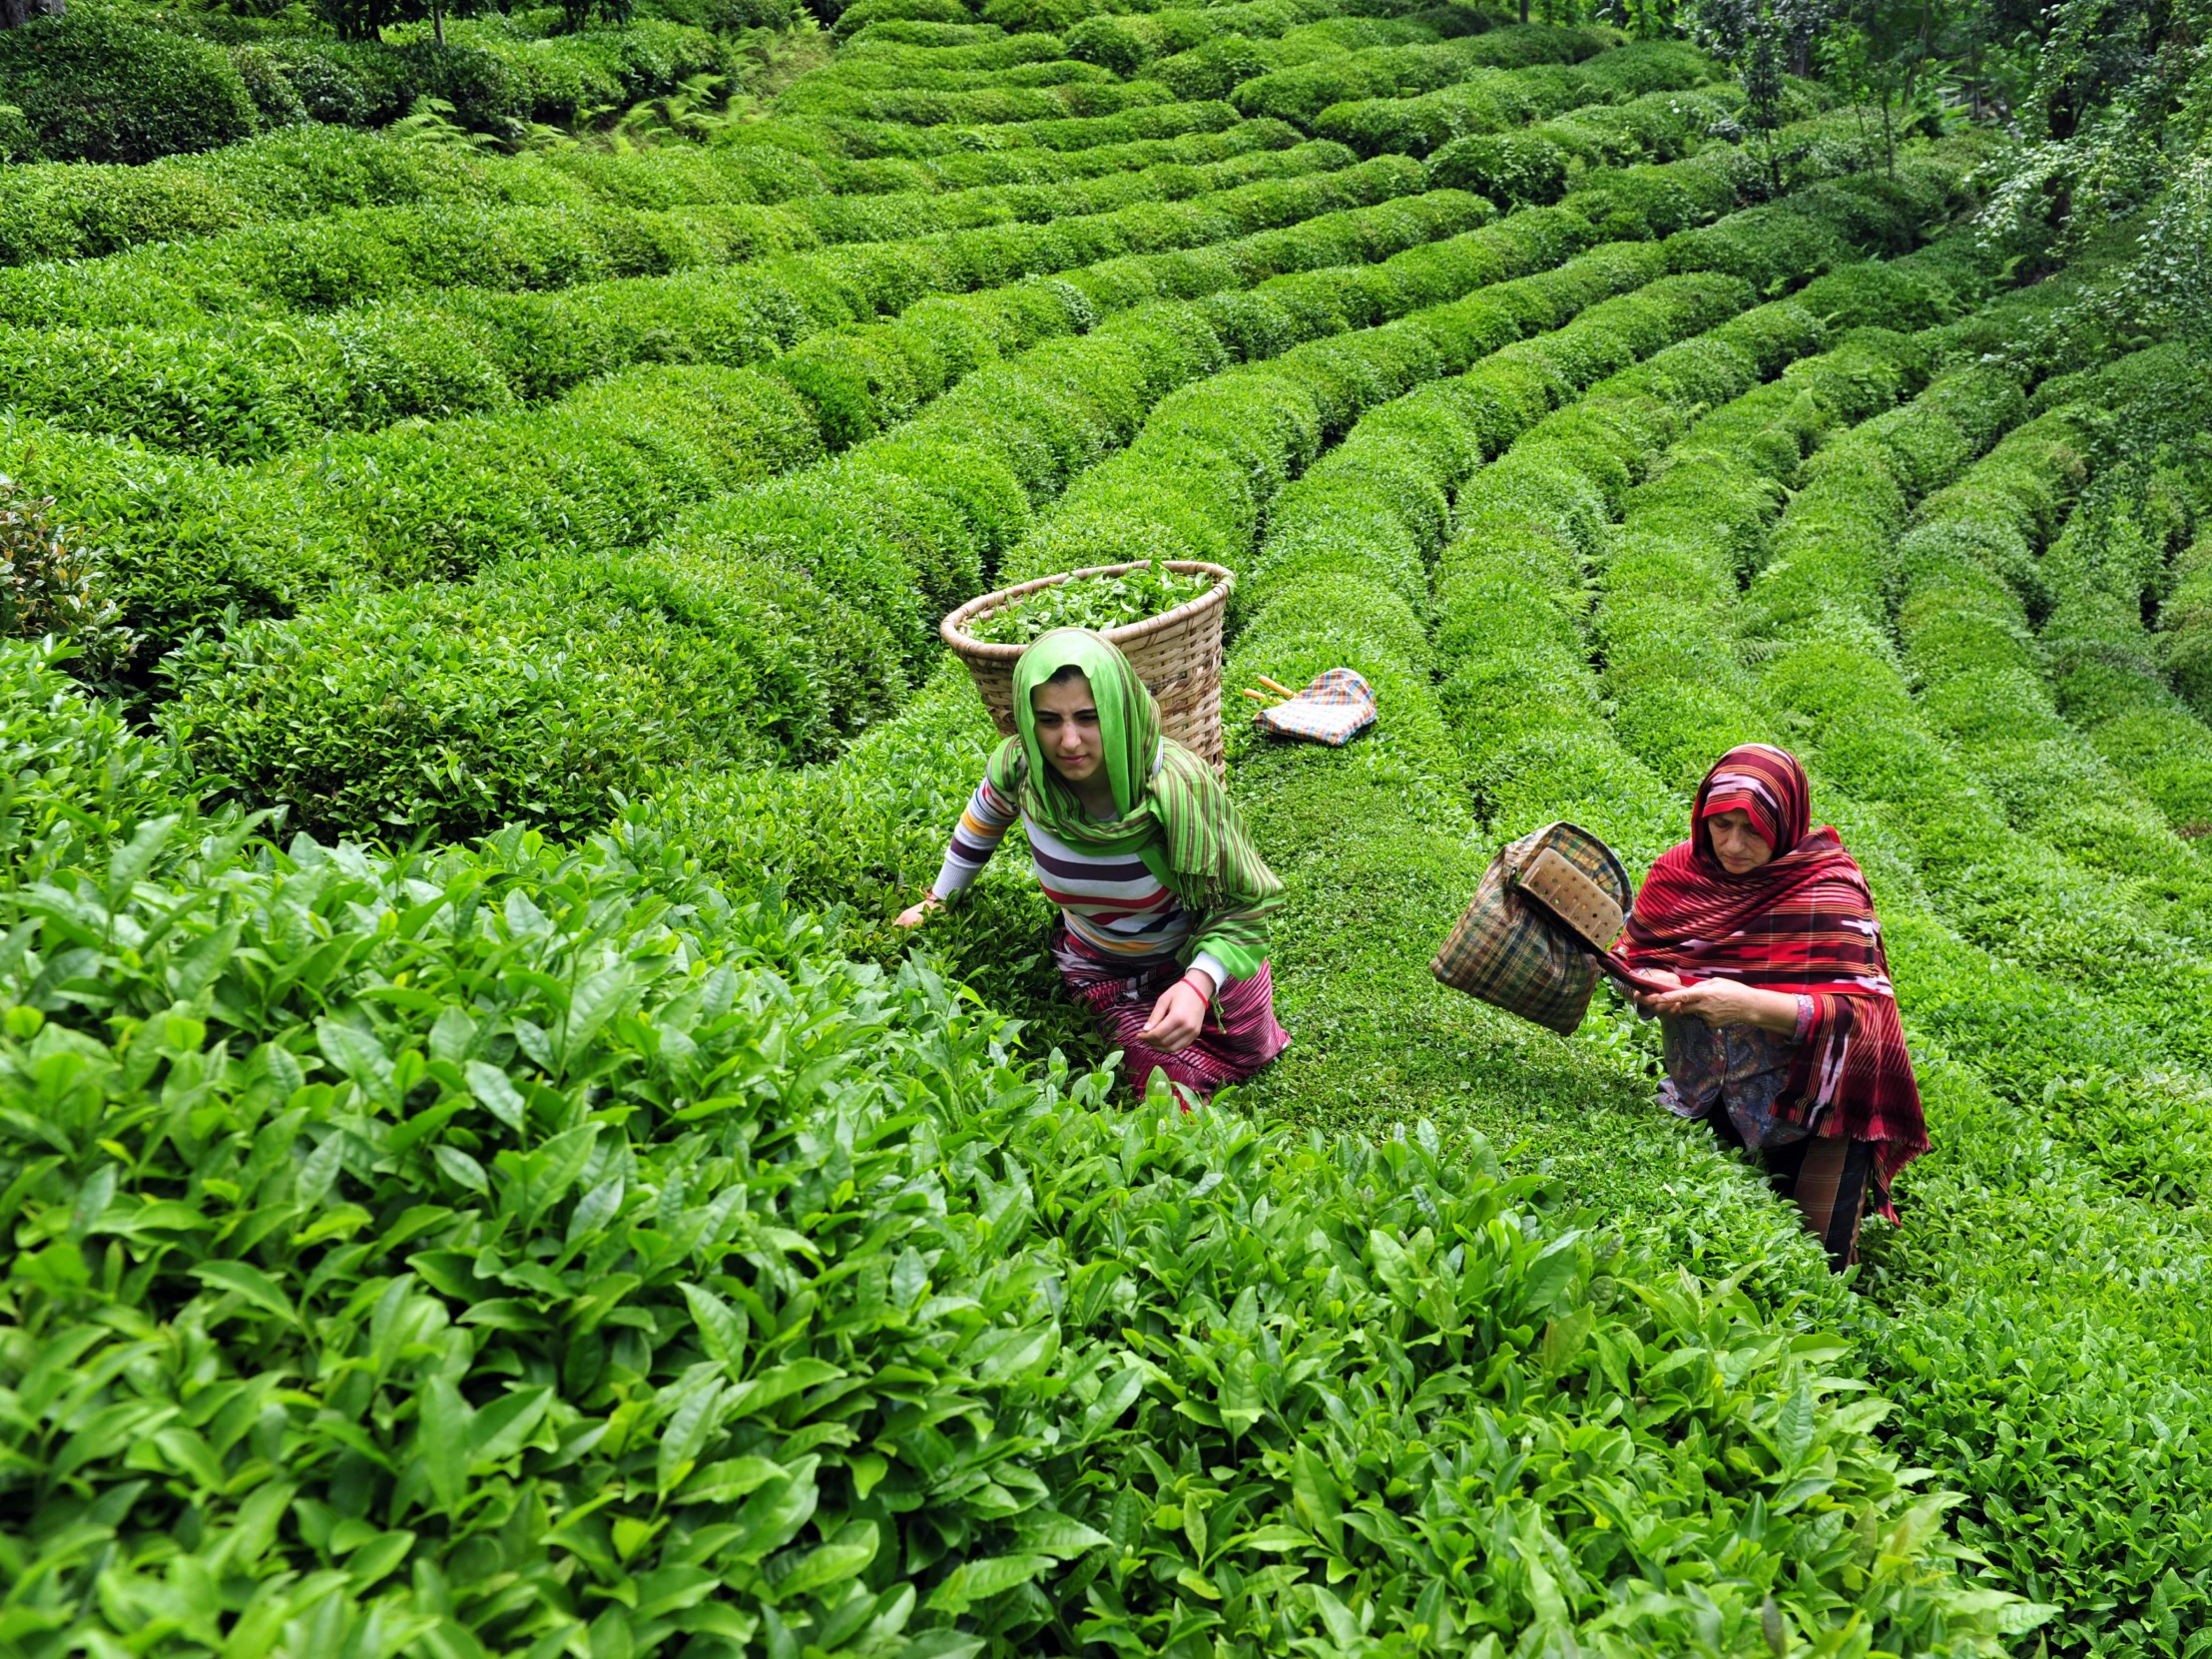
[432, 0, 444, 45]
[0, 0, 32, 30]
[1518, 0, 1528, 23]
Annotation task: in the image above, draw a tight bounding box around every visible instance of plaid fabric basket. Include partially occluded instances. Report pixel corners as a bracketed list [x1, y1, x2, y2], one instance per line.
[1429, 822, 1634, 1036]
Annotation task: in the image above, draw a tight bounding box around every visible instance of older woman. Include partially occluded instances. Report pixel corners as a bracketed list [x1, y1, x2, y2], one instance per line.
[897, 628, 1289, 1102]
[1617, 744, 1930, 1271]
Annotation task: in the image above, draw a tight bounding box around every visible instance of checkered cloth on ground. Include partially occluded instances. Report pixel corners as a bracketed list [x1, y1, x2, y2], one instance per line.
[1255, 668, 1378, 746]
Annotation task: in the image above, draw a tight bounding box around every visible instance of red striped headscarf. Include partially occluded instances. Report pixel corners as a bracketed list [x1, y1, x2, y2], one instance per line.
[1618, 744, 1929, 1209]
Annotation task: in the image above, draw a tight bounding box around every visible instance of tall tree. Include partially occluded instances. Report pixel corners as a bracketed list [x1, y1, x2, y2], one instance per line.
[1692, 0, 1828, 192]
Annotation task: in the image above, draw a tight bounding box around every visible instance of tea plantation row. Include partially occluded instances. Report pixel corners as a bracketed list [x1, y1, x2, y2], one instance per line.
[7, 1, 2203, 1653]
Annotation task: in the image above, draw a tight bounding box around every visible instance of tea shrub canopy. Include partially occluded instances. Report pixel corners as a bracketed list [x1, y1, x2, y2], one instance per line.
[5, 0, 2212, 1651]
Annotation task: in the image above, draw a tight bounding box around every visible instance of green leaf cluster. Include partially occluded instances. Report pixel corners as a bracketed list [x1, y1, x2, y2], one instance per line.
[965, 561, 1213, 644]
[0, 627, 2036, 1657]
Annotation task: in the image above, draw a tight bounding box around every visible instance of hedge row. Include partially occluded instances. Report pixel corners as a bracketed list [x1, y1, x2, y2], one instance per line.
[836, 25, 1074, 67]
[641, 239, 2048, 1656]
[1421, 83, 1737, 204]
[1318, 39, 1720, 158]
[813, 115, 1303, 192]
[0, 147, 1420, 339]
[1060, 0, 1400, 72]
[0, 107, 1310, 272]
[1586, 295, 2212, 1658]
[8, 105, 1929, 468]
[995, 239, 1678, 589]
[1882, 369, 2212, 944]
[0, 128, 840, 270]
[723, 91, 1242, 162]
[16, 52, 1755, 458]
[0, 635, 2017, 1659]
[1742, 368, 2212, 1068]
[12, 187, 1486, 673]
[153, 152, 1983, 847]
[2166, 533, 2212, 720]
[1, 144, 1370, 461]
[1111, 12, 1482, 103]
[261, 12, 749, 129]
[2042, 471, 2212, 835]
[2021, 347, 2212, 839]
[770, 72, 1175, 125]
[163, 196, 1623, 839]
[794, 45, 1102, 86]
[0, 6, 739, 167]
[840, 15, 1027, 44]
[1231, 22, 1607, 127]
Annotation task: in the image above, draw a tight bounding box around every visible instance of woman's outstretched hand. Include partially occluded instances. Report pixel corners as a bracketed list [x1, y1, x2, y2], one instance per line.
[1138, 971, 1215, 1054]
[1634, 972, 1799, 1034]
[894, 894, 942, 929]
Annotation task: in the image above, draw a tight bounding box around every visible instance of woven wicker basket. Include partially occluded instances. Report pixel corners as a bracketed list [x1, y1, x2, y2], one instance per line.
[940, 561, 1235, 772]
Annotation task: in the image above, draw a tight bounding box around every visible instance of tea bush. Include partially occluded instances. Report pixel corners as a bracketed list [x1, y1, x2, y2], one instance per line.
[0, 630, 2046, 1657]
[0, 7, 261, 167]
[1885, 388, 2212, 942]
[1315, 37, 1717, 156]
[12, 6, 2202, 1648]
[151, 135, 1983, 841]
[1572, 266, 2212, 1659]
[2163, 534, 2212, 717]
[0, 152, 1416, 331]
[735, 93, 1245, 161]
[13, 187, 1481, 663]
[0, 143, 1361, 457]
[774, 72, 1173, 124]
[0, 128, 832, 268]
[161, 202, 1530, 834]
[1231, 23, 1605, 128]
[2026, 365, 2212, 839]
[644, 207, 2057, 1657]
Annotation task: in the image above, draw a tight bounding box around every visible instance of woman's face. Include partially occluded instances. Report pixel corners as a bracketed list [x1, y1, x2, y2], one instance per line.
[1705, 807, 1775, 874]
[1032, 673, 1105, 786]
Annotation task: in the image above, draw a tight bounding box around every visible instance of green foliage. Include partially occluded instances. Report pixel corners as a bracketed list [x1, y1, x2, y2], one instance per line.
[0, 103, 37, 165]
[2135, 152, 2212, 353]
[964, 560, 1215, 644]
[1428, 130, 1571, 205]
[1232, 24, 1608, 128]
[0, 149, 1418, 333]
[0, 631, 2039, 1657]
[0, 479, 132, 681]
[0, 7, 261, 167]
[1553, 283, 2212, 1656]
[159, 548, 830, 840]
[2163, 534, 2212, 719]
[18, 10, 2212, 1648]
[1314, 38, 1721, 157]
[145, 117, 1985, 845]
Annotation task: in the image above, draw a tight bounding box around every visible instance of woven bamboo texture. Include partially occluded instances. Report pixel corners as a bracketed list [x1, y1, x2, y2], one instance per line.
[940, 562, 1235, 773]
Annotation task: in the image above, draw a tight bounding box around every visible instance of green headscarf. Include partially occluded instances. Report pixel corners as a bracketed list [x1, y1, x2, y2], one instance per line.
[984, 628, 1283, 979]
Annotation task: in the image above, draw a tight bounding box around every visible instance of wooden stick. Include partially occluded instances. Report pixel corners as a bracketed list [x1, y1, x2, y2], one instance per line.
[1257, 675, 1299, 699]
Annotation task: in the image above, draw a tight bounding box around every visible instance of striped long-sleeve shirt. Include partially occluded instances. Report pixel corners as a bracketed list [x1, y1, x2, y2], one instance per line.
[931, 774, 1232, 987]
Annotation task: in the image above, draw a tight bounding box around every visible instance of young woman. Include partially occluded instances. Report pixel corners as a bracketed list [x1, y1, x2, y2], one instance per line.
[896, 629, 1290, 1104]
[1617, 743, 1930, 1271]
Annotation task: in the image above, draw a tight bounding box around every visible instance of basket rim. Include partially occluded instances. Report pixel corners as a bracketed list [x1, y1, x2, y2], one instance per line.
[939, 560, 1235, 665]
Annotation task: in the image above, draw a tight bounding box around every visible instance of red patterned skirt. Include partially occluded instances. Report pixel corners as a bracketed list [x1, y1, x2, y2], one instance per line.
[1054, 929, 1290, 1105]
